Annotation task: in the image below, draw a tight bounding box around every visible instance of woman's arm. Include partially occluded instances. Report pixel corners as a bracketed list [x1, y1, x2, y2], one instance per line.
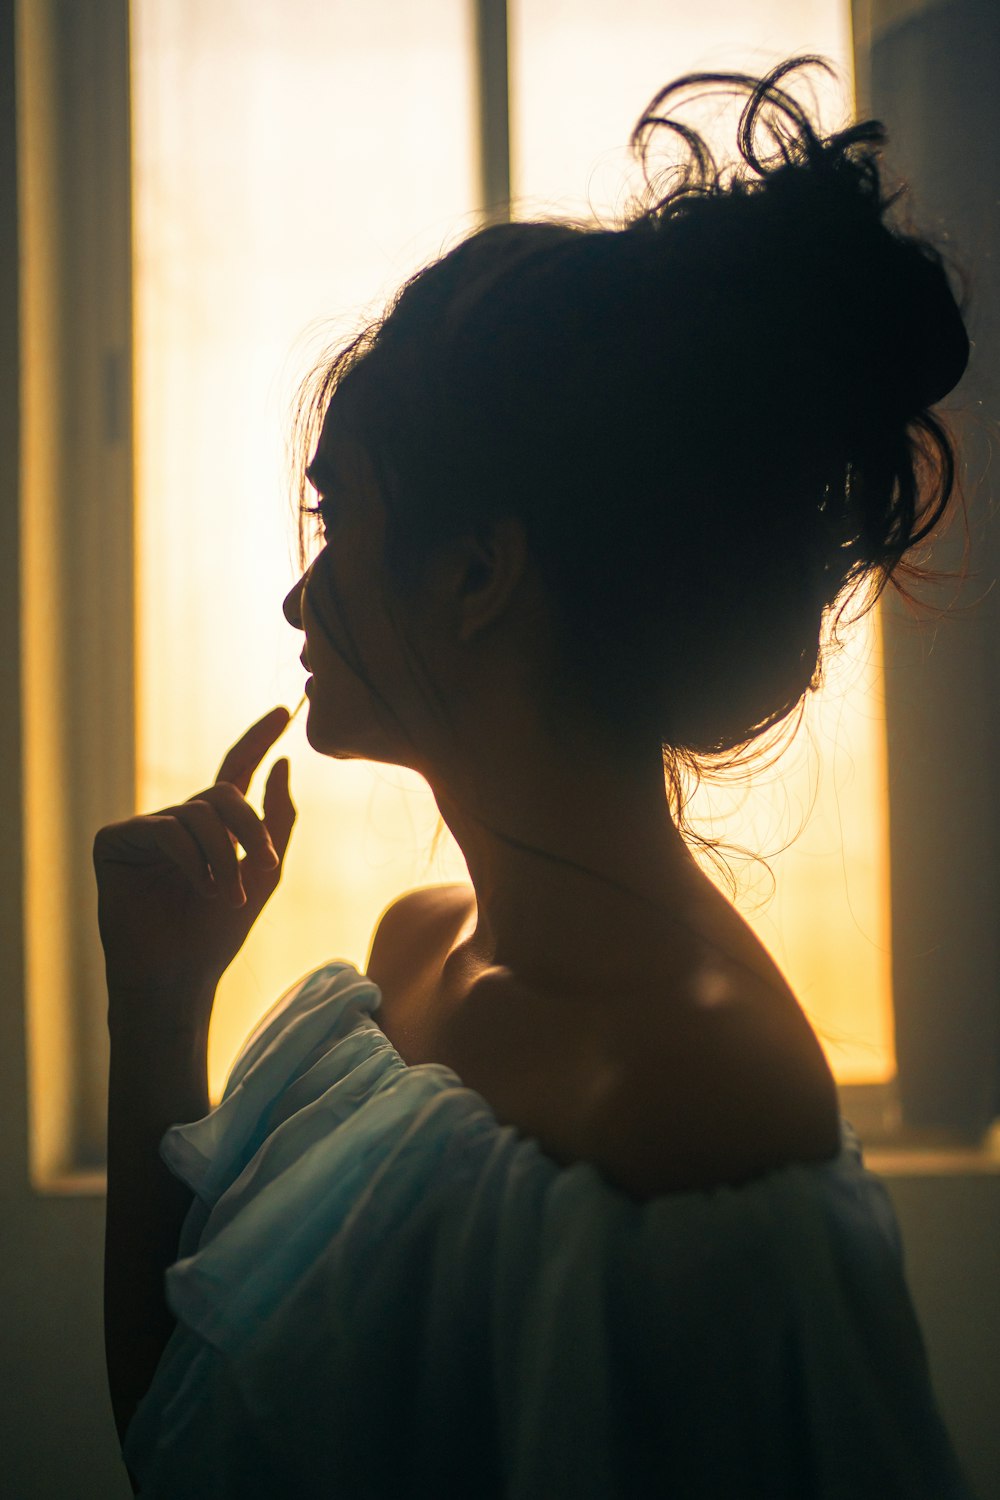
[105, 993, 213, 1450]
[94, 707, 296, 1473]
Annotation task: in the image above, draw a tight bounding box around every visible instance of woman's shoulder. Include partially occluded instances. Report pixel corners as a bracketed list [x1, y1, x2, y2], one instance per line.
[365, 882, 476, 996]
[368, 881, 476, 945]
[364, 882, 842, 1199]
[595, 987, 844, 1195]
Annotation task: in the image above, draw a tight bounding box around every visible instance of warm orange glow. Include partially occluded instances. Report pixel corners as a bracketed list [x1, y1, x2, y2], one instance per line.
[132, 2, 889, 1103]
[685, 610, 895, 1084]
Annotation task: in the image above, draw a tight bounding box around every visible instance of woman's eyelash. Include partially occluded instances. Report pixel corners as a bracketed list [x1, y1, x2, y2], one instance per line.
[301, 499, 333, 528]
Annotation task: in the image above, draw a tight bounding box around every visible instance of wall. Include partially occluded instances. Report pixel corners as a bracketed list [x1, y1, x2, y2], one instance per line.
[0, 1, 133, 1493]
[862, 3, 1000, 1492]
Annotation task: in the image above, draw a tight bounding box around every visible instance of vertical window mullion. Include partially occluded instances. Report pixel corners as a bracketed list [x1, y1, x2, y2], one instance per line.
[474, 0, 511, 222]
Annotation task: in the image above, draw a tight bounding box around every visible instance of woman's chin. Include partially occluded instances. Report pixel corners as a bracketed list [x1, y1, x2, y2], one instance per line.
[304, 714, 362, 758]
[304, 704, 406, 765]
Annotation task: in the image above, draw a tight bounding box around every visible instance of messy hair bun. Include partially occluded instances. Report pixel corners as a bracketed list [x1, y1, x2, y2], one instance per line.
[296, 55, 969, 759]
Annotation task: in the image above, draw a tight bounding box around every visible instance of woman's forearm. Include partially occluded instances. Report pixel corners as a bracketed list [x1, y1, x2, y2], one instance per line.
[105, 995, 213, 1450]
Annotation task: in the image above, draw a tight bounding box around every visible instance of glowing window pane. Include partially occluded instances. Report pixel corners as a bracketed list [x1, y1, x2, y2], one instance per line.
[131, 2, 478, 1101]
[510, 0, 893, 1085]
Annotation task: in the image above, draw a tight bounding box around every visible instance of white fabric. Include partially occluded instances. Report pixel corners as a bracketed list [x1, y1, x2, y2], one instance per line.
[123, 960, 977, 1498]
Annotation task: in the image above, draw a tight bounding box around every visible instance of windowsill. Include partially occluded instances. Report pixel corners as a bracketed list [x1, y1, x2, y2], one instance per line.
[31, 1169, 107, 1197]
[861, 1119, 1000, 1176]
[31, 1122, 1000, 1196]
[836, 1081, 1000, 1173]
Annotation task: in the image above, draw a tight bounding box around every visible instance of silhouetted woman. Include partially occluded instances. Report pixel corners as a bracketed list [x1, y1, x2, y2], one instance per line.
[96, 57, 977, 1498]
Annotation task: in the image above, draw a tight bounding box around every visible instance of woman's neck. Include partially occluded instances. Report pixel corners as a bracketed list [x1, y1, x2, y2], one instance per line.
[427, 733, 706, 996]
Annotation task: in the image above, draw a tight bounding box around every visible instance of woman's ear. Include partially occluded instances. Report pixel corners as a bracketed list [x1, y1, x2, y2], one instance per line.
[449, 514, 528, 643]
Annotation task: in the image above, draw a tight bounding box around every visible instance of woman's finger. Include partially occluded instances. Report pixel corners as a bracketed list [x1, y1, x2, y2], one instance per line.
[196, 780, 279, 867]
[238, 761, 296, 906]
[147, 816, 219, 899]
[172, 800, 247, 906]
[261, 758, 296, 863]
[214, 706, 291, 795]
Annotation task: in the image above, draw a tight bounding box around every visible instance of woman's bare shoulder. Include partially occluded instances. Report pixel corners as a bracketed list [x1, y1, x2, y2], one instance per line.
[365, 883, 475, 988]
[364, 882, 841, 1197]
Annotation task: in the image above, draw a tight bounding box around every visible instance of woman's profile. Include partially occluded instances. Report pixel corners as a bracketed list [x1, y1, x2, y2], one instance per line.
[95, 57, 978, 1498]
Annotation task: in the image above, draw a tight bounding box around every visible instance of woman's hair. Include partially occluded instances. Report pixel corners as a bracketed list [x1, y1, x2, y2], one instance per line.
[294, 55, 969, 779]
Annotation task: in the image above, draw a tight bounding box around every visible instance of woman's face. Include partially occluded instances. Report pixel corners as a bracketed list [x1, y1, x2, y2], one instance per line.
[282, 411, 429, 767]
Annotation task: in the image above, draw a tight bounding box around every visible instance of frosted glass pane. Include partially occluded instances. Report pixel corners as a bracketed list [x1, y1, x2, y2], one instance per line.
[131, 2, 477, 1100]
[510, 1, 855, 221]
[509, 2, 893, 1085]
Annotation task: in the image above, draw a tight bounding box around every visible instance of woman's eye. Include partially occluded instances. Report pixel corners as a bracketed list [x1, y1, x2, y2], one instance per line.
[302, 498, 333, 535]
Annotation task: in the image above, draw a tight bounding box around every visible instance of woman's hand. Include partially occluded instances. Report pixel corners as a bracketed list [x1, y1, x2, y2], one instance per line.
[93, 706, 297, 1006]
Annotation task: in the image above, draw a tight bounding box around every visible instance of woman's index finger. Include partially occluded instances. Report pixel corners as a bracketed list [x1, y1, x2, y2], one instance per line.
[215, 706, 292, 792]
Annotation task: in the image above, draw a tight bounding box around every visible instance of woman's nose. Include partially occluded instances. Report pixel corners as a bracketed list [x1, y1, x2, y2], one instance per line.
[283, 572, 305, 629]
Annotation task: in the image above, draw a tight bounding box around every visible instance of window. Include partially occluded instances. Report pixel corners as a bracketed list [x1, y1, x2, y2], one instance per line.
[22, 0, 995, 1187]
[132, 0, 883, 1111]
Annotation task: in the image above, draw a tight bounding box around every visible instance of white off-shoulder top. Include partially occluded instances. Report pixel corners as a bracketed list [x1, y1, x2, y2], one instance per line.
[122, 961, 977, 1498]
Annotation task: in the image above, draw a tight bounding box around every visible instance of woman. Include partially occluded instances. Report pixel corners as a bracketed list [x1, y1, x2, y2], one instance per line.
[96, 58, 977, 1498]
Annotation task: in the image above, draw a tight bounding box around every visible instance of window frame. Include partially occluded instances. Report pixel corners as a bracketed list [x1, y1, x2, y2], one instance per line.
[20, 0, 136, 1190]
[849, 0, 1000, 1155]
[20, 0, 998, 1191]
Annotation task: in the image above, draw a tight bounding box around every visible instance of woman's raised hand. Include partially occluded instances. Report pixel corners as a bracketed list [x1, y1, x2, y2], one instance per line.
[93, 707, 297, 1004]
